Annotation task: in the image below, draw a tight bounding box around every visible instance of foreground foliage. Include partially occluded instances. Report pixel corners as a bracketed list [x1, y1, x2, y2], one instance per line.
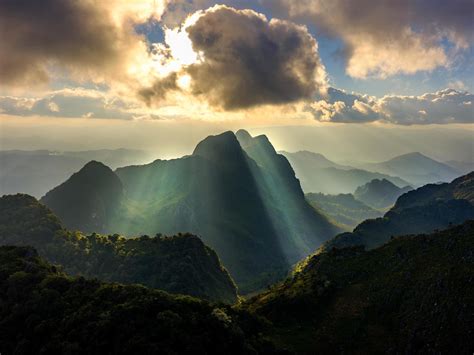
[0, 246, 275, 354]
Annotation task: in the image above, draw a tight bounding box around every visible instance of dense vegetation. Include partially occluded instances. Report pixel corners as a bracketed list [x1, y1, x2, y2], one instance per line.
[0, 246, 275, 354]
[40, 131, 340, 293]
[306, 192, 382, 230]
[244, 222, 474, 353]
[353, 178, 412, 209]
[325, 172, 474, 249]
[0, 194, 238, 303]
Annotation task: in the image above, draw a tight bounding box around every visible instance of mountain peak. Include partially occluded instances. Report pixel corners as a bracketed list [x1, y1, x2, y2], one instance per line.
[192, 131, 244, 162]
[390, 152, 430, 161]
[235, 129, 253, 147]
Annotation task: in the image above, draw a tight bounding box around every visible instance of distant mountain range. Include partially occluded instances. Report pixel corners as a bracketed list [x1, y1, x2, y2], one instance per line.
[0, 149, 153, 198]
[354, 178, 412, 209]
[40, 131, 340, 293]
[325, 172, 474, 250]
[0, 194, 237, 303]
[281, 150, 467, 193]
[359, 152, 463, 186]
[281, 150, 410, 194]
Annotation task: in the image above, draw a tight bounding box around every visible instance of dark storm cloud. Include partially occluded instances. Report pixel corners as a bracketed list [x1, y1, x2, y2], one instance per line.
[141, 5, 327, 110]
[138, 72, 180, 105]
[0, 0, 134, 86]
[185, 6, 327, 110]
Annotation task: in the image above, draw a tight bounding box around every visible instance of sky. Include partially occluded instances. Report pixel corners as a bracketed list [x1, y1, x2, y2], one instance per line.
[0, 0, 473, 158]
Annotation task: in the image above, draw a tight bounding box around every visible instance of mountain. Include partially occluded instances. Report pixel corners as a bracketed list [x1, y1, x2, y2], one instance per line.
[0, 149, 153, 198]
[41, 131, 340, 293]
[0, 194, 237, 303]
[41, 161, 124, 234]
[281, 151, 409, 194]
[244, 221, 474, 354]
[362, 152, 462, 186]
[0, 246, 272, 354]
[280, 150, 352, 170]
[306, 193, 383, 230]
[325, 172, 474, 250]
[445, 160, 474, 175]
[353, 178, 412, 209]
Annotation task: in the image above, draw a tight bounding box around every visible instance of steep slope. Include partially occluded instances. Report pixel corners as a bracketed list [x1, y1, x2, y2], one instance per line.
[363, 152, 462, 186]
[326, 172, 474, 250]
[236, 130, 340, 259]
[244, 222, 474, 354]
[44, 131, 339, 293]
[281, 151, 409, 194]
[0, 246, 272, 354]
[0, 194, 237, 303]
[40, 161, 124, 233]
[306, 193, 382, 230]
[354, 178, 412, 209]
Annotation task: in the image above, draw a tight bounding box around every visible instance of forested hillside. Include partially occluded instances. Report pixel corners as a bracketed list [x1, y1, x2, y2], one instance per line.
[244, 222, 474, 353]
[0, 194, 237, 303]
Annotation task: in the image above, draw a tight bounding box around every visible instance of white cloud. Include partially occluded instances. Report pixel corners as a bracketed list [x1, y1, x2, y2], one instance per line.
[308, 88, 474, 125]
[263, 0, 474, 78]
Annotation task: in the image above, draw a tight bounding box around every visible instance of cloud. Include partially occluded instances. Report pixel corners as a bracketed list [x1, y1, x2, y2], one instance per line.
[142, 5, 327, 110]
[308, 88, 474, 125]
[264, 0, 474, 78]
[0, 89, 140, 119]
[0, 0, 167, 88]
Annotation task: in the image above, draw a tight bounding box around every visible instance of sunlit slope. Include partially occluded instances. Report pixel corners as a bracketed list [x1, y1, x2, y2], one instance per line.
[1, 194, 237, 303]
[326, 172, 474, 250]
[236, 129, 340, 256]
[244, 222, 474, 354]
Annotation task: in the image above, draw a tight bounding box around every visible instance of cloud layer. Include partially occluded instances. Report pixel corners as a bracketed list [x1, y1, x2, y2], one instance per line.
[0, 89, 139, 120]
[265, 0, 474, 78]
[309, 88, 474, 124]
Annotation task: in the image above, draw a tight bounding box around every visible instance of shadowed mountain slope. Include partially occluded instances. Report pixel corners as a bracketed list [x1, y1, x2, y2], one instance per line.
[354, 178, 412, 209]
[325, 172, 474, 250]
[306, 193, 382, 230]
[40, 161, 124, 233]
